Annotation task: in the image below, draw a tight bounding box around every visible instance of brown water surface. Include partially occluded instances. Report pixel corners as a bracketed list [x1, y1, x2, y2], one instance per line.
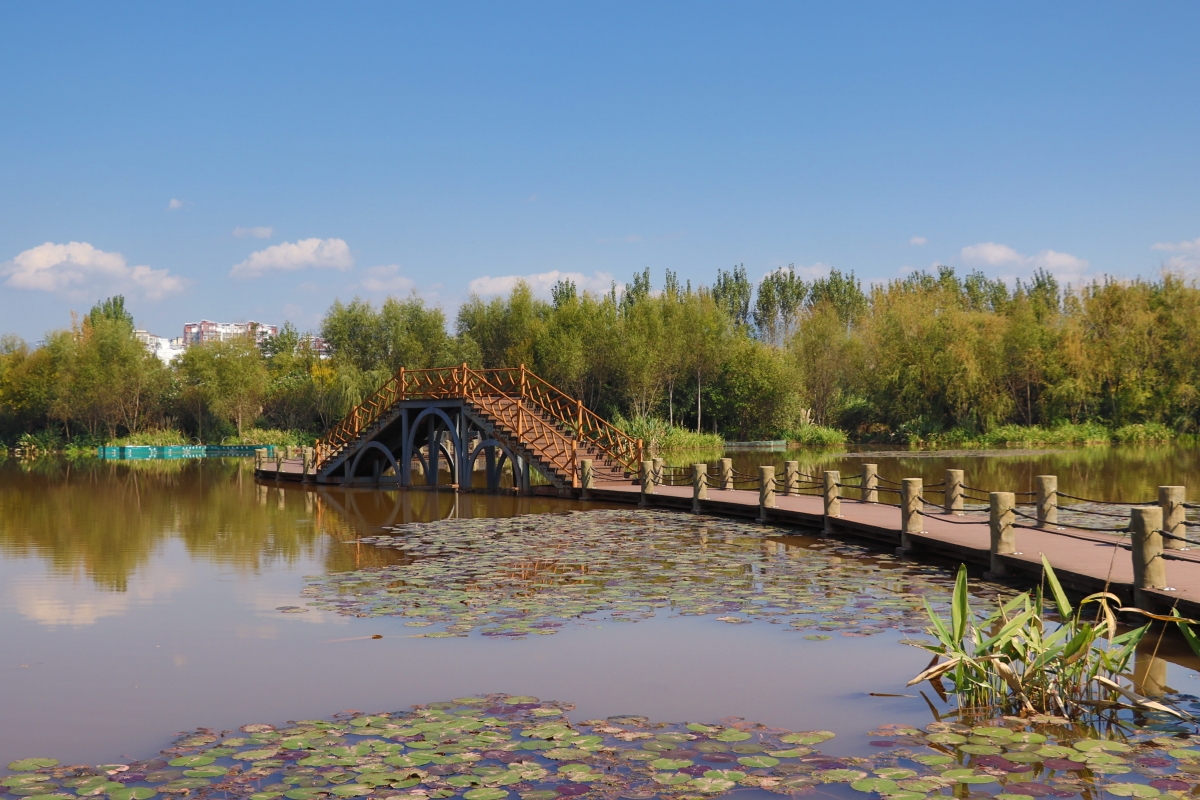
[1, 450, 1198, 770]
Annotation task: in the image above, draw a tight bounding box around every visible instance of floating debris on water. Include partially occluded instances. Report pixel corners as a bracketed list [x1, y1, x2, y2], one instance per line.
[5, 693, 1200, 800]
[300, 511, 1012, 639]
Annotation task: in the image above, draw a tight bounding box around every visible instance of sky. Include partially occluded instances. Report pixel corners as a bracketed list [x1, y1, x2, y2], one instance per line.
[1, 2, 1198, 342]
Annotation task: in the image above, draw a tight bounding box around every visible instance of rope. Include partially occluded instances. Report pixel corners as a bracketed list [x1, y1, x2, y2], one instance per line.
[1055, 491, 1157, 506]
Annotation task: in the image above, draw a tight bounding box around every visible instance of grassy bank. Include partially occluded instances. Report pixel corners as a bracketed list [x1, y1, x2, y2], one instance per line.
[909, 421, 1179, 448]
[612, 414, 725, 455]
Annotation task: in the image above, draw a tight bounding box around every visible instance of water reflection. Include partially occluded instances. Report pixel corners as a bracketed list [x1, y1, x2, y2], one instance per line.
[0, 459, 617, 594]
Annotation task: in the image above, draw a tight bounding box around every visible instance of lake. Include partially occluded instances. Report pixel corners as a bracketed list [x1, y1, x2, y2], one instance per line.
[2, 447, 1199, 773]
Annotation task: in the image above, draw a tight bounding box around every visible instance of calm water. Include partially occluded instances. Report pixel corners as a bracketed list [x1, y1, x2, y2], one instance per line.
[1, 449, 1198, 770]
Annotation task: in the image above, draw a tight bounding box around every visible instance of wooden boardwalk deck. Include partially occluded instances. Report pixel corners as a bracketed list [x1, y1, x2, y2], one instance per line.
[256, 458, 1200, 618]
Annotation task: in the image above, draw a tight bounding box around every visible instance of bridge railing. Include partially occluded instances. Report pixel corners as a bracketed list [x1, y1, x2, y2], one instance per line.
[314, 365, 643, 476]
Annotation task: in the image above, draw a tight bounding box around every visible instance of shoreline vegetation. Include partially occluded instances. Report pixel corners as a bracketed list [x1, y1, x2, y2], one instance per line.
[3, 265, 1199, 457]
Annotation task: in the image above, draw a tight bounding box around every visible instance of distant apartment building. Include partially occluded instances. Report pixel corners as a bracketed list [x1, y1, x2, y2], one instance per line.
[182, 320, 278, 346]
[134, 330, 187, 364]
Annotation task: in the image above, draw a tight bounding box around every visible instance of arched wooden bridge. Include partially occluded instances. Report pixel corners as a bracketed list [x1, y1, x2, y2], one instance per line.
[293, 365, 642, 490]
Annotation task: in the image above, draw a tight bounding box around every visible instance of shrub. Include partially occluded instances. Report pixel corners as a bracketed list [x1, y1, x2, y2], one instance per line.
[221, 427, 315, 447]
[786, 424, 847, 448]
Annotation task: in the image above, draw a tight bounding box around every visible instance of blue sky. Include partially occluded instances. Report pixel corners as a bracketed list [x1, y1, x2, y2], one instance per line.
[2, 2, 1198, 341]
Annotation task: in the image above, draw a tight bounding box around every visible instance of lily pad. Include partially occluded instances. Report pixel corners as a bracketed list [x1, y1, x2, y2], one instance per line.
[7, 760, 59, 772]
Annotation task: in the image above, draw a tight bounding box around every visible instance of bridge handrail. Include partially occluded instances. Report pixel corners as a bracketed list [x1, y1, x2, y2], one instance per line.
[314, 365, 643, 474]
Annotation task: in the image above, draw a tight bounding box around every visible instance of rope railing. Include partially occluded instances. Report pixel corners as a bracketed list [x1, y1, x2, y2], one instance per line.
[1011, 505, 1131, 533]
[1054, 491, 1157, 506]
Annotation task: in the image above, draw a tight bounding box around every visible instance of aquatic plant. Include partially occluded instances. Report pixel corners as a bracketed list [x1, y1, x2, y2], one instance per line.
[302, 510, 1008, 639]
[5, 693, 1200, 800]
[908, 559, 1157, 718]
[610, 414, 724, 455]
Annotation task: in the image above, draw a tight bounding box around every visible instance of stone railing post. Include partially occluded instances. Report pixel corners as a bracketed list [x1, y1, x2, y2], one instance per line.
[988, 492, 1016, 577]
[784, 461, 799, 495]
[823, 470, 841, 535]
[692, 463, 707, 513]
[1035, 475, 1058, 528]
[945, 469, 964, 515]
[653, 457, 665, 486]
[758, 466, 775, 522]
[301, 447, 311, 478]
[1132, 505, 1166, 608]
[580, 459, 594, 500]
[899, 478, 923, 552]
[862, 463, 878, 503]
[255, 448, 266, 470]
[1160, 485, 1186, 550]
[639, 460, 656, 506]
[719, 458, 734, 491]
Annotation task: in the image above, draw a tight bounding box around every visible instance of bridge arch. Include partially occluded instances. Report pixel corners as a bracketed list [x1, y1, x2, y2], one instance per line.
[468, 438, 522, 491]
[348, 441, 400, 482]
[404, 407, 464, 487]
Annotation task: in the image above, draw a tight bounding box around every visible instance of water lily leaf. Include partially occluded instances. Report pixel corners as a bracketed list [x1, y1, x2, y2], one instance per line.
[1073, 739, 1129, 753]
[713, 730, 751, 742]
[650, 759, 693, 770]
[736, 756, 779, 768]
[1106, 785, 1160, 798]
[8, 759, 59, 772]
[686, 778, 734, 793]
[651, 773, 691, 786]
[851, 778, 899, 793]
[237, 748, 280, 761]
[819, 769, 868, 783]
[927, 733, 966, 744]
[283, 789, 328, 800]
[873, 769, 916, 780]
[109, 789, 157, 800]
[959, 745, 1002, 755]
[912, 754, 954, 766]
[182, 768, 228, 778]
[167, 756, 214, 767]
[995, 794, 1035, 800]
[972, 727, 1013, 739]
[766, 749, 808, 758]
[780, 731, 834, 745]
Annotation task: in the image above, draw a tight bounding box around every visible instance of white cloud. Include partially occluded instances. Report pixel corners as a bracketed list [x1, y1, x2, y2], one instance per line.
[909, 236, 927, 246]
[358, 264, 415, 294]
[1152, 237, 1200, 253]
[2, 241, 188, 300]
[10, 569, 187, 628]
[233, 226, 274, 239]
[230, 237, 353, 278]
[961, 241, 1090, 285]
[166, 198, 183, 210]
[468, 270, 617, 298]
[961, 241, 1025, 266]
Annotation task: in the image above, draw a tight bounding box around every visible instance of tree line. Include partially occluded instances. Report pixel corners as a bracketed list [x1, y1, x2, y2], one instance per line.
[2, 264, 1199, 448]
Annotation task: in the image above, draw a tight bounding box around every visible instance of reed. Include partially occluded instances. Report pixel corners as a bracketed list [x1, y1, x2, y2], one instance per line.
[908, 558, 1157, 718]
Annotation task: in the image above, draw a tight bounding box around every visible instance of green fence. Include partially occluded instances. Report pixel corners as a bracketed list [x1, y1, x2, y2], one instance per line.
[98, 445, 277, 460]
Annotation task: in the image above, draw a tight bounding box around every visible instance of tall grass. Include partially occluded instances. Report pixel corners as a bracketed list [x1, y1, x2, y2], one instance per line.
[908, 559, 1166, 718]
[786, 424, 847, 447]
[612, 414, 724, 455]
